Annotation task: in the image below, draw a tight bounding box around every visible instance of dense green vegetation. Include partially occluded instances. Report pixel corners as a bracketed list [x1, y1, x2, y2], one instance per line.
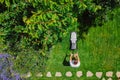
[0, 0, 120, 79]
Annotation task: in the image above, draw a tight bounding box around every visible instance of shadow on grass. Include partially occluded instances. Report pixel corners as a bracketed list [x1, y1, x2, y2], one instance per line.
[62, 54, 70, 66]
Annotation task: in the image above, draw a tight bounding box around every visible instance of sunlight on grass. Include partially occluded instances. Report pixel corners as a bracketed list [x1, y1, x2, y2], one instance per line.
[42, 8, 120, 80]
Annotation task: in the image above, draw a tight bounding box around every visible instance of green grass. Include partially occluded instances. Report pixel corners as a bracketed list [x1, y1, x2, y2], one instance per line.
[37, 8, 120, 80]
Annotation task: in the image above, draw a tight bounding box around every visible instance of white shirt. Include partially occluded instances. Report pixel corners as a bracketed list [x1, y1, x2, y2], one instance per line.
[70, 60, 80, 68]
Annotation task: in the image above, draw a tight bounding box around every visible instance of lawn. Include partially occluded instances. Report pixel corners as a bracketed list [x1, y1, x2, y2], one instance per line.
[1, 8, 120, 80]
[0, 1, 120, 80]
[36, 8, 120, 80]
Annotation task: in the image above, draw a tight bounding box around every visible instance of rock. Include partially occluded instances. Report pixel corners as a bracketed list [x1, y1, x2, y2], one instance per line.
[66, 71, 72, 77]
[106, 71, 113, 77]
[55, 72, 62, 77]
[107, 78, 112, 80]
[96, 72, 103, 79]
[102, 77, 106, 80]
[116, 72, 120, 78]
[76, 71, 82, 77]
[87, 71, 93, 77]
[21, 72, 32, 78]
[46, 72, 52, 77]
[36, 72, 43, 77]
[25, 72, 32, 78]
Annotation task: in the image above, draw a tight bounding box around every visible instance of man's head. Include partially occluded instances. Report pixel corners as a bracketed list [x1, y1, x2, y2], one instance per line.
[72, 54, 78, 64]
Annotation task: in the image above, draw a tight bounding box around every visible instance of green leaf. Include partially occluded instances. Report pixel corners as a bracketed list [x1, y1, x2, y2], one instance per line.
[38, 25, 42, 31]
[23, 16, 27, 22]
[5, 0, 10, 7]
[0, 0, 4, 3]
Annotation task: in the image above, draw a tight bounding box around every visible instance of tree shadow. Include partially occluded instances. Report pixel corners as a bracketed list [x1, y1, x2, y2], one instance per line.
[62, 54, 70, 66]
[76, 1, 117, 39]
[77, 9, 96, 39]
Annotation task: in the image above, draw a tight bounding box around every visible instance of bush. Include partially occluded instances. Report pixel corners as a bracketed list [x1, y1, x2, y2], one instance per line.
[0, 54, 21, 80]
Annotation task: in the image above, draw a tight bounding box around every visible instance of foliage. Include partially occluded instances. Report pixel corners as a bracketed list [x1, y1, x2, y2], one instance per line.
[0, 54, 21, 80]
[0, 0, 119, 54]
[0, 0, 120, 75]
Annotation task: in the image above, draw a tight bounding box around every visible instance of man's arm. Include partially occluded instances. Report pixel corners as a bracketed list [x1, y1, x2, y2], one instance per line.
[70, 53, 73, 61]
[75, 53, 80, 61]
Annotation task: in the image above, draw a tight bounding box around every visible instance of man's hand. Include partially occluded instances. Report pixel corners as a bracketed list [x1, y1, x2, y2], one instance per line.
[70, 53, 73, 61]
[70, 53, 73, 57]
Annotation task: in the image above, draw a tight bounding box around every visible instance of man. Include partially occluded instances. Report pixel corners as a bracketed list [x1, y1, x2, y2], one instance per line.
[69, 53, 80, 68]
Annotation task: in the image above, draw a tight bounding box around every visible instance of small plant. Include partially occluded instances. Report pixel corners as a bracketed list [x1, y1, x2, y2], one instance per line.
[0, 54, 21, 80]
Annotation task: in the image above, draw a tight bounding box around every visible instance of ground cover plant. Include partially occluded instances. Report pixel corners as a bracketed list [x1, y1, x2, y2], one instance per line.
[0, 54, 21, 80]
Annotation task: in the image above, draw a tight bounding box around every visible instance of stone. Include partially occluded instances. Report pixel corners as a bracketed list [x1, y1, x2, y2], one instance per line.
[36, 72, 43, 77]
[107, 78, 112, 80]
[21, 72, 32, 78]
[26, 72, 32, 78]
[66, 71, 72, 77]
[46, 72, 52, 77]
[76, 71, 82, 77]
[116, 72, 120, 78]
[96, 72, 103, 79]
[86, 71, 93, 77]
[102, 77, 106, 80]
[55, 72, 62, 77]
[106, 71, 113, 77]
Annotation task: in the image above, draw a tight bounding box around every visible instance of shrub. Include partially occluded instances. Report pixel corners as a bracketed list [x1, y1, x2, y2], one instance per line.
[0, 54, 21, 80]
